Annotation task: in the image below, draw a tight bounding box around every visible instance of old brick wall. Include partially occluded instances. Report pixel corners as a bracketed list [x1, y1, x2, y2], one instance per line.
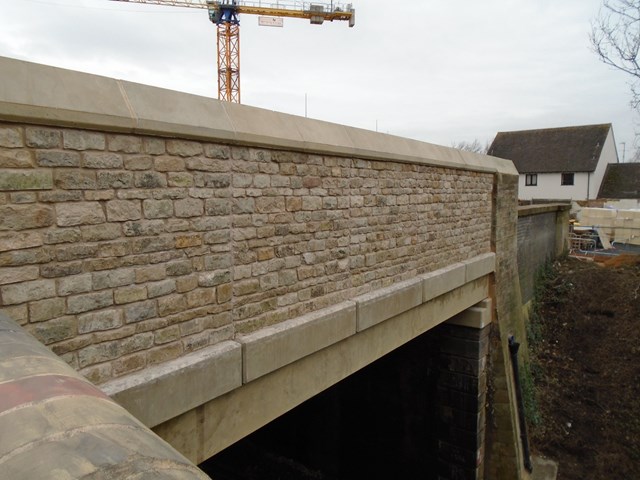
[0, 122, 493, 385]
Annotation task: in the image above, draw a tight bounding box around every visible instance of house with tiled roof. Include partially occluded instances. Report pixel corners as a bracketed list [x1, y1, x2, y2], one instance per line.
[488, 124, 618, 201]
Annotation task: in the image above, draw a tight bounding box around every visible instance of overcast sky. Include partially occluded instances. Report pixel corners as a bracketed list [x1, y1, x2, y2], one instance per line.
[0, 0, 637, 160]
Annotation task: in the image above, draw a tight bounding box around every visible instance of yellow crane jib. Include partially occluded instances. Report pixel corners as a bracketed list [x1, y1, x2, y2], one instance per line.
[109, 0, 355, 103]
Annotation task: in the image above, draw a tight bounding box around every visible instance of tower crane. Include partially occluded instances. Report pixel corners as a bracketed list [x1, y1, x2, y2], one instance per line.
[110, 1, 355, 103]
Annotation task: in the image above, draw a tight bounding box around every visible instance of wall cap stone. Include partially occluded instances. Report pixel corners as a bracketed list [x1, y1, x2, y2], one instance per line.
[0, 55, 518, 176]
[101, 340, 242, 428]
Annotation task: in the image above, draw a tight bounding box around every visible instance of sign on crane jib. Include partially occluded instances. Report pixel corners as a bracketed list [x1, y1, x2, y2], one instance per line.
[258, 16, 284, 27]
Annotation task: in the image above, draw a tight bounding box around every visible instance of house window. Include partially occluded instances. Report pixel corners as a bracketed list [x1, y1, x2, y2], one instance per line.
[525, 174, 538, 186]
[561, 173, 574, 186]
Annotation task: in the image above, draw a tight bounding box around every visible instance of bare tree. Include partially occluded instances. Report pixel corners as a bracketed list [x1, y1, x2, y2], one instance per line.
[590, 0, 640, 109]
[451, 139, 489, 154]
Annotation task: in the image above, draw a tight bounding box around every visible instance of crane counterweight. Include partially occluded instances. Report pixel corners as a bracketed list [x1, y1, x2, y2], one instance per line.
[109, 0, 355, 102]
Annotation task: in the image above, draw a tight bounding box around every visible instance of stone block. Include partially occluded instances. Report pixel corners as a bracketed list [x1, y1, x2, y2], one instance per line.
[155, 156, 186, 172]
[1, 279, 55, 305]
[28, 297, 66, 323]
[0, 231, 43, 252]
[114, 285, 148, 304]
[106, 199, 142, 221]
[0, 265, 39, 285]
[239, 300, 357, 382]
[67, 291, 114, 314]
[107, 134, 143, 153]
[422, 262, 466, 302]
[36, 150, 80, 167]
[0, 148, 33, 168]
[167, 139, 204, 157]
[124, 300, 157, 323]
[0, 205, 55, 231]
[447, 299, 492, 329]
[25, 126, 61, 148]
[0, 125, 23, 147]
[356, 277, 423, 331]
[92, 268, 135, 290]
[28, 316, 76, 344]
[56, 273, 93, 296]
[134, 171, 167, 188]
[56, 202, 105, 227]
[78, 309, 123, 334]
[0, 170, 53, 191]
[54, 169, 97, 189]
[147, 279, 176, 298]
[102, 341, 242, 428]
[175, 198, 204, 218]
[63, 129, 106, 150]
[143, 199, 173, 218]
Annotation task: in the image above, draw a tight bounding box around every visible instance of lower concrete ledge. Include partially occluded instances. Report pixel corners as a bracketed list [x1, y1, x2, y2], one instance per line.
[447, 298, 493, 329]
[102, 340, 242, 428]
[154, 277, 491, 463]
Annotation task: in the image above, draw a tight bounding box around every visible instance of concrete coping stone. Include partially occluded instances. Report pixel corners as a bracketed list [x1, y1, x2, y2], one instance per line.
[447, 298, 493, 329]
[0, 55, 518, 176]
[101, 340, 242, 428]
[517, 203, 571, 217]
[238, 300, 357, 383]
[355, 277, 423, 332]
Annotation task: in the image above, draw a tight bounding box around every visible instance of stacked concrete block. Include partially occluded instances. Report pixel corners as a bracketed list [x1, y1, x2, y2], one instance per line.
[434, 301, 491, 480]
[0, 121, 494, 385]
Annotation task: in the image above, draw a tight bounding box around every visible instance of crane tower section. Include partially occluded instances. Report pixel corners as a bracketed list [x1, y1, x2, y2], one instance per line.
[110, 0, 355, 103]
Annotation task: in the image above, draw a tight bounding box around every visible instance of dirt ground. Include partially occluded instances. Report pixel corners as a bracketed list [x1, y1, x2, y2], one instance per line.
[529, 255, 640, 480]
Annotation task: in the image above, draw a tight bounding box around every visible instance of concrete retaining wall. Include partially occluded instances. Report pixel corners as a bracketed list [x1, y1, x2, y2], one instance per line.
[517, 204, 570, 304]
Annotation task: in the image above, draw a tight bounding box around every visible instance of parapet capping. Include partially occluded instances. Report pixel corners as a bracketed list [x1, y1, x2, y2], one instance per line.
[102, 252, 495, 429]
[0, 56, 518, 176]
[0, 313, 208, 479]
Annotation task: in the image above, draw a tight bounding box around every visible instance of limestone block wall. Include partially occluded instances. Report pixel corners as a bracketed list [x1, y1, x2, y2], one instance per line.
[0, 119, 494, 385]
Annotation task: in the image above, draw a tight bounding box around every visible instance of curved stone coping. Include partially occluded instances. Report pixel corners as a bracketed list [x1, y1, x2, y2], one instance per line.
[103, 252, 495, 430]
[0, 56, 517, 175]
[0, 313, 209, 480]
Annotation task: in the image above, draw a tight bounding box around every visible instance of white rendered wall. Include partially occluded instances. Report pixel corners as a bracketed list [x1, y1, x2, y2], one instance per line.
[519, 172, 590, 201]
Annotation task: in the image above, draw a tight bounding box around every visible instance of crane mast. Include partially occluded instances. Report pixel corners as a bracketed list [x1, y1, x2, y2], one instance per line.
[109, 0, 355, 103]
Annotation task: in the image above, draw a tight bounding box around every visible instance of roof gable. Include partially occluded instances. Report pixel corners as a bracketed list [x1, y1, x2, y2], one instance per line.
[488, 124, 612, 174]
[598, 163, 640, 199]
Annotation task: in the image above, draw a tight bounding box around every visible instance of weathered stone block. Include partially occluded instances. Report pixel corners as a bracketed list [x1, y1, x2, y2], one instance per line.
[115, 285, 148, 304]
[1, 279, 55, 305]
[36, 150, 81, 167]
[97, 171, 134, 189]
[0, 266, 39, 285]
[134, 172, 167, 188]
[0, 126, 23, 147]
[142, 199, 173, 219]
[83, 152, 123, 169]
[80, 223, 121, 242]
[54, 170, 97, 190]
[0, 148, 32, 168]
[154, 156, 186, 172]
[0, 231, 43, 252]
[56, 202, 105, 227]
[106, 199, 142, 221]
[124, 300, 159, 325]
[92, 268, 135, 290]
[28, 316, 76, 345]
[25, 127, 61, 148]
[167, 172, 194, 187]
[40, 261, 84, 277]
[107, 134, 142, 153]
[167, 139, 203, 157]
[0, 170, 53, 191]
[28, 297, 66, 322]
[175, 198, 204, 218]
[154, 325, 181, 345]
[67, 291, 114, 314]
[78, 309, 123, 334]
[157, 294, 187, 316]
[135, 265, 167, 283]
[63, 130, 106, 150]
[147, 279, 176, 299]
[124, 154, 153, 171]
[57, 273, 93, 296]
